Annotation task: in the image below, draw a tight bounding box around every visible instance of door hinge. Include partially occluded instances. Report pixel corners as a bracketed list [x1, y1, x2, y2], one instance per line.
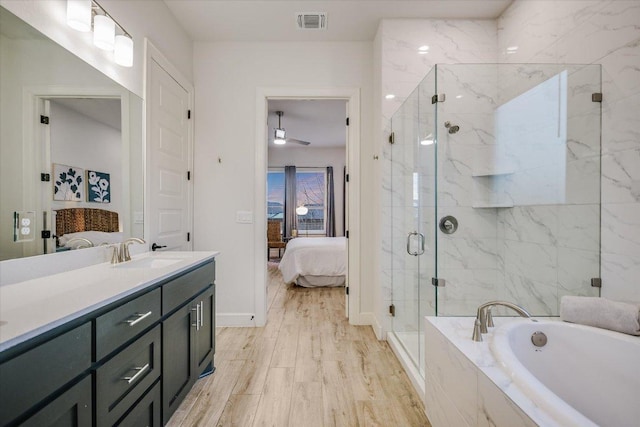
[591, 93, 603, 103]
[591, 278, 602, 288]
[388, 132, 395, 144]
[389, 304, 396, 317]
[345, 230, 349, 239]
[40, 115, 49, 125]
[431, 94, 446, 104]
[40, 173, 50, 182]
[187, 109, 191, 119]
[431, 277, 446, 287]
[187, 232, 191, 242]
[346, 117, 349, 126]
[346, 286, 349, 295]
[187, 171, 191, 180]
[345, 173, 349, 182]
[41, 230, 51, 239]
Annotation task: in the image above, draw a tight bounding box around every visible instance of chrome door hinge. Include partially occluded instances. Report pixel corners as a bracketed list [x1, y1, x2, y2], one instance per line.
[389, 304, 396, 317]
[431, 278, 446, 287]
[591, 278, 602, 288]
[591, 93, 603, 103]
[431, 94, 446, 104]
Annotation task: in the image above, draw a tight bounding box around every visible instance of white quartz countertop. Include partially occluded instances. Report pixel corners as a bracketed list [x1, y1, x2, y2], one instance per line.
[0, 251, 219, 352]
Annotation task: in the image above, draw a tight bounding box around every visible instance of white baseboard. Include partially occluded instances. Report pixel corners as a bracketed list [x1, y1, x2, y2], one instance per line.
[372, 315, 386, 340]
[387, 332, 425, 401]
[216, 313, 258, 327]
[352, 311, 375, 326]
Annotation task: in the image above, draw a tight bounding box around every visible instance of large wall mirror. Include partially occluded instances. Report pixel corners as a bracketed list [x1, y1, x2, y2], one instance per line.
[0, 6, 144, 261]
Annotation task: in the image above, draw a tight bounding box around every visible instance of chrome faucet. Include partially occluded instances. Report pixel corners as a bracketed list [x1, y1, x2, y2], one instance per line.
[472, 301, 533, 342]
[121, 238, 146, 262]
[65, 237, 94, 249]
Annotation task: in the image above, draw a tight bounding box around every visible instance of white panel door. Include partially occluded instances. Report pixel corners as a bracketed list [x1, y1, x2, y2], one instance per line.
[147, 59, 191, 251]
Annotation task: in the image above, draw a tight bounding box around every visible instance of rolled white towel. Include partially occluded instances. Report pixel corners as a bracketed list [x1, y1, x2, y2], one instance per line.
[560, 296, 640, 336]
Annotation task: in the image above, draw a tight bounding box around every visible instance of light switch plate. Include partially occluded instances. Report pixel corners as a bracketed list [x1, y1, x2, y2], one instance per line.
[14, 211, 36, 242]
[236, 211, 254, 224]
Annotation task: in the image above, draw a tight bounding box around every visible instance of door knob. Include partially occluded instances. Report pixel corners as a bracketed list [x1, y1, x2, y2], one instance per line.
[151, 243, 167, 251]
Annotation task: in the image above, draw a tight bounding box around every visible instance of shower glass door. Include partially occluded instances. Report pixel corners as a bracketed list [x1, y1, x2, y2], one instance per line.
[434, 63, 602, 316]
[390, 69, 437, 375]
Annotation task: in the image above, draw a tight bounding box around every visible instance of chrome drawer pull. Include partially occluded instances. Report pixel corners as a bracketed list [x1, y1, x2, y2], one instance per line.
[122, 363, 150, 384]
[125, 311, 152, 326]
[191, 303, 200, 330]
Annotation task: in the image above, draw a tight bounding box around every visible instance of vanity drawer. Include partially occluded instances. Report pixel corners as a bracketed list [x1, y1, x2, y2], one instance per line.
[96, 325, 161, 427]
[162, 261, 215, 315]
[116, 380, 162, 427]
[0, 322, 91, 426]
[96, 287, 161, 360]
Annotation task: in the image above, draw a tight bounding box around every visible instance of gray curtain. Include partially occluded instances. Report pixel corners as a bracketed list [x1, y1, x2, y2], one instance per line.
[326, 166, 336, 237]
[284, 165, 297, 237]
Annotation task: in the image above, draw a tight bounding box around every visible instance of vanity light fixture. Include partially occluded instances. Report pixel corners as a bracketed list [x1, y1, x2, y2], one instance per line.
[66, 0, 134, 67]
[418, 45, 429, 54]
[66, 0, 92, 32]
[385, 94, 396, 100]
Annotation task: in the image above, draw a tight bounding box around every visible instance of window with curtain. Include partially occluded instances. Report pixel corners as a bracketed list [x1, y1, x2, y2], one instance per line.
[296, 169, 326, 235]
[267, 169, 285, 224]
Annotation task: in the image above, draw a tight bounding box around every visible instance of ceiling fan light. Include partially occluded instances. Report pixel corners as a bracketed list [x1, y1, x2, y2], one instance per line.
[274, 128, 286, 139]
[296, 205, 308, 215]
[274, 138, 287, 145]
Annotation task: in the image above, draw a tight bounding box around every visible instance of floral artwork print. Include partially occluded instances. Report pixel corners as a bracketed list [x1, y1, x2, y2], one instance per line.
[53, 164, 84, 201]
[87, 170, 111, 203]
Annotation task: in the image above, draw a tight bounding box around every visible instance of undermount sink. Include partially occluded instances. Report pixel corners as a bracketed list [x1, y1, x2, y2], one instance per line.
[115, 257, 182, 269]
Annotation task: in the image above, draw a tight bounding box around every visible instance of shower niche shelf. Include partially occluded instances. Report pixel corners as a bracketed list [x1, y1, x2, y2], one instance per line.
[472, 202, 514, 209]
[471, 169, 514, 177]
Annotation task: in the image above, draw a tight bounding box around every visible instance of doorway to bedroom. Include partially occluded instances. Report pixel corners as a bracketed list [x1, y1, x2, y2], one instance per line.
[265, 98, 349, 316]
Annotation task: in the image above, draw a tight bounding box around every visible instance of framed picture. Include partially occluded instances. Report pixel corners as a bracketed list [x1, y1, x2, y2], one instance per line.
[53, 164, 84, 201]
[87, 170, 111, 203]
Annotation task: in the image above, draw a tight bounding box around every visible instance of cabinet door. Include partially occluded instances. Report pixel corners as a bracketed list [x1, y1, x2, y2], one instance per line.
[21, 376, 92, 427]
[116, 380, 161, 427]
[194, 285, 215, 376]
[162, 301, 196, 423]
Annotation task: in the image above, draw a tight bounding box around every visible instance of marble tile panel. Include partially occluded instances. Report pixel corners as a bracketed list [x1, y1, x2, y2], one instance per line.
[565, 156, 601, 205]
[566, 113, 602, 162]
[507, 162, 565, 206]
[601, 147, 640, 203]
[601, 202, 640, 257]
[437, 206, 498, 240]
[502, 205, 558, 246]
[423, 373, 471, 427]
[557, 247, 601, 305]
[477, 371, 538, 427]
[436, 268, 504, 316]
[600, 36, 640, 102]
[600, 251, 640, 302]
[424, 322, 478, 426]
[504, 240, 558, 284]
[503, 272, 558, 316]
[439, 236, 501, 270]
[601, 92, 640, 155]
[556, 204, 600, 251]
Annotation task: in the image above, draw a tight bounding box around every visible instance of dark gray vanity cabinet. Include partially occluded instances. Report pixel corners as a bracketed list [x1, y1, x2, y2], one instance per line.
[161, 262, 216, 423]
[0, 258, 216, 427]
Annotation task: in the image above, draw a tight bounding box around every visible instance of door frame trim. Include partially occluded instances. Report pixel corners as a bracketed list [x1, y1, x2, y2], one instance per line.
[254, 87, 361, 326]
[144, 39, 195, 250]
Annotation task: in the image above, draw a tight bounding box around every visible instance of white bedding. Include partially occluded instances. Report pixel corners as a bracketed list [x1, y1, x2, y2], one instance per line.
[59, 231, 124, 248]
[278, 237, 346, 286]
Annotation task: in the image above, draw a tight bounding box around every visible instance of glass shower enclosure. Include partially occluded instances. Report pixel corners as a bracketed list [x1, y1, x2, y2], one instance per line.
[387, 63, 602, 376]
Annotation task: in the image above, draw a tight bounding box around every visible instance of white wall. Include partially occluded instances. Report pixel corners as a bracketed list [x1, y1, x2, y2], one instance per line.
[268, 146, 346, 236]
[0, 0, 193, 97]
[50, 101, 123, 225]
[193, 41, 373, 325]
[498, 0, 640, 303]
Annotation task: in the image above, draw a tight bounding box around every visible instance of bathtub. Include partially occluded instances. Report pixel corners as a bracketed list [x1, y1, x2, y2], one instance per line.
[491, 319, 640, 427]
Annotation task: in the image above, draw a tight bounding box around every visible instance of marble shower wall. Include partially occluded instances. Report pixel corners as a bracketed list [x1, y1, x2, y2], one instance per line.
[378, 19, 497, 333]
[498, 0, 640, 303]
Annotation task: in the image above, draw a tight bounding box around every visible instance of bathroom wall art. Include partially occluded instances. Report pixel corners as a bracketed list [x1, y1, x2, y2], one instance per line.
[87, 170, 111, 203]
[53, 163, 84, 201]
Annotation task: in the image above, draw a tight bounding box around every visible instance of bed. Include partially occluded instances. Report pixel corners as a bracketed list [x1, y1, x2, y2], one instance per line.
[55, 208, 123, 249]
[278, 237, 346, 287]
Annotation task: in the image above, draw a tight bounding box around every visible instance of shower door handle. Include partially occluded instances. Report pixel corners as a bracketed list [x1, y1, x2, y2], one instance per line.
[406, 232, 425, 256]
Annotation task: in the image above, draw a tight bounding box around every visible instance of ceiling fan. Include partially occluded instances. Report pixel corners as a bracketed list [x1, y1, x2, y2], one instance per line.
[273, 111, 311, 146]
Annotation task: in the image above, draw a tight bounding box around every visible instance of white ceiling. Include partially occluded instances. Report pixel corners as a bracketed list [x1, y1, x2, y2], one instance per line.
[163, 0, 513, 42]
[267, 99, 347, 148]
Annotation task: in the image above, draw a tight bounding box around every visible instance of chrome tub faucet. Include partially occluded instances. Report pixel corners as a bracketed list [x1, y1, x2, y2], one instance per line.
[472, 301, 533, 342]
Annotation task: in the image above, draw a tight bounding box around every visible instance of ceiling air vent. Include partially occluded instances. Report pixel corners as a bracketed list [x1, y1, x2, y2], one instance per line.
[296, 13, 327, 30]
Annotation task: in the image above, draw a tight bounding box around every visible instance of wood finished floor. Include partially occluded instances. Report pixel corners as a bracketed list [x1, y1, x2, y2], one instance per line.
[167, 264, 431, 427]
